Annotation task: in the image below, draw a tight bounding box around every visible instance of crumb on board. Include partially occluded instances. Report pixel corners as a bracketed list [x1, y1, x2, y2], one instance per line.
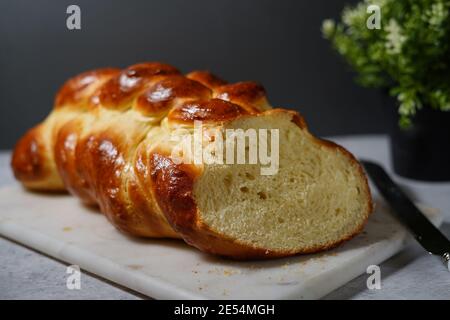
[62, 227, 72, 232]
[127, 264, 143, 270]
[223, 269, 241, 276]
[206, 267, 241, 276]
[328, 252, 338, 256]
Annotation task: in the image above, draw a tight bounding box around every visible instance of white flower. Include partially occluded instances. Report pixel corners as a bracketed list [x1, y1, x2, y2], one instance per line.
[384, 19, 407, 54]
[321, 19, 335, 37]
[364, 0, 387, 5]
[342, 3, 366, 26]
[425, 2, 448, 26]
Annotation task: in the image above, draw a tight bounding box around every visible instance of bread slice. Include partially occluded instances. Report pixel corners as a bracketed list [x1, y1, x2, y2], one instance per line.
[151, 109, 372, 259]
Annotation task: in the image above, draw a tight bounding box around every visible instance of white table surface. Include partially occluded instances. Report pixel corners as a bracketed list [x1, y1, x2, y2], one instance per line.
[1, 134, 449, 300]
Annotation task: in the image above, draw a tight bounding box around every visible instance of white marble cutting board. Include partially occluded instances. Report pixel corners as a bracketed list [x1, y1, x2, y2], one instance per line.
[0, 185, 442, 299]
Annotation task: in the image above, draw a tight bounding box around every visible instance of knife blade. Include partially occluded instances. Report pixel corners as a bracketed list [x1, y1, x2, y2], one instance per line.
[361, 160, 450, 271]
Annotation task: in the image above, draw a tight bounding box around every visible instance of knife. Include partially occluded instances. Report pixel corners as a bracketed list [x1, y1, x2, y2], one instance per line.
[361, 160, 450, 271]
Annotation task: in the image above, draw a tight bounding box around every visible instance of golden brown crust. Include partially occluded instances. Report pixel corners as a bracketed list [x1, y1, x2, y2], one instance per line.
[95, 62, 180, 110]
[55, 68, 120, 108]
[215, 81, 267, 112]
[168, 98, 251, 124]
[12, 125, 47, 183]
[54, 119, 96, 204]
[134, 75, 211, 117]
[186, 71, 227, 89]
[11, 124, 64, 191]
[133, 146, 181, 238]
[149, 153, 199, 233]
[11, 61, 373, 259]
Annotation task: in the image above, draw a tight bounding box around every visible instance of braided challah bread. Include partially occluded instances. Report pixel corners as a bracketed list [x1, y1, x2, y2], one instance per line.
[11, 62, 372, 259]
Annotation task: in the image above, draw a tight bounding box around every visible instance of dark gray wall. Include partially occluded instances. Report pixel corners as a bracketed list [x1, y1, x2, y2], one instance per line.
[0, 0, 387, 150]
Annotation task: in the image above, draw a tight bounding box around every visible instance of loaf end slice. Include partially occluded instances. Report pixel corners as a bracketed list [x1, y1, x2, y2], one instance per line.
[150, 109, 373, 259]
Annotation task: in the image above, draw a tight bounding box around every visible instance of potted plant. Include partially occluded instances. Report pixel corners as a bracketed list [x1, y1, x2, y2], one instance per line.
[322, 0, 450, 181]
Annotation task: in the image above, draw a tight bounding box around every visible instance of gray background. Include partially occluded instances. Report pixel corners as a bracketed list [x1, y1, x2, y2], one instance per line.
[0, 0, 388, 150]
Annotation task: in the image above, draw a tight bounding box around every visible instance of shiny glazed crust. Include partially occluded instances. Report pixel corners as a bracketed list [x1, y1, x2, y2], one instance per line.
[11, 62, 372, 259]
